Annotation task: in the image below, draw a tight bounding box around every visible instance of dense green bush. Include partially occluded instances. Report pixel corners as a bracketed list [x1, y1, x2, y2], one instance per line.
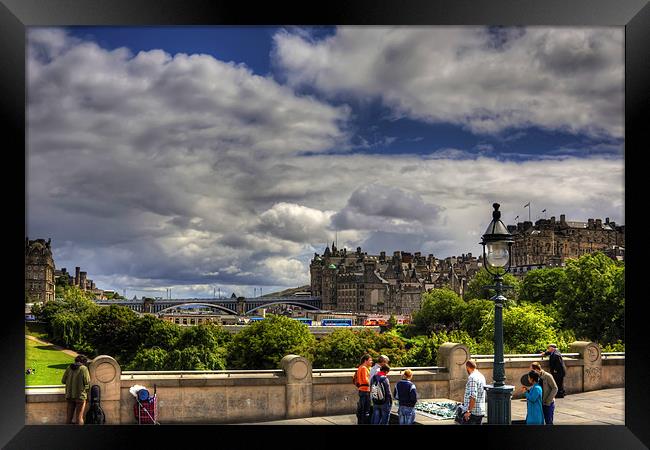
[312, 329, 367, 369]
[125, 347, 170, 371]
[601, 340, 625, 352]
[400, 330, 479, 367]
[312, 328, 409, 368]
[227, 315, 316, 369]
[166, 346, 227, 370]
[478, 303, 560, 354]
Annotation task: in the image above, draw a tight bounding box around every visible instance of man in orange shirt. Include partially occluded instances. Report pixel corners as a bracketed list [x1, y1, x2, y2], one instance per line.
[355, 353, 373, 424]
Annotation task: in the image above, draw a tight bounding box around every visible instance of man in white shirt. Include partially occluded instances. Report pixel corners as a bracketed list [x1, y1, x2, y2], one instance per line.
[462, 359, 486, 425]
[370, 354, 389, 380]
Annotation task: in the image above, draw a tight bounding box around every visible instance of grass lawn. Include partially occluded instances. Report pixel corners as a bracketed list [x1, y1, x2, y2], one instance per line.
[25, 338, 74, 386]
[25, 322, 50, 340]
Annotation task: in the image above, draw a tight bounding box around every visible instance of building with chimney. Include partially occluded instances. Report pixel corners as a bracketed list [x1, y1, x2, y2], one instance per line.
[25, 237, 56, 303]
[309, 243, 481, 316]
[507, 214, 625, 276]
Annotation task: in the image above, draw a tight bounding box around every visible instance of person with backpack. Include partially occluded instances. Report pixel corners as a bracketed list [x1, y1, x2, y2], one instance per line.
[370, 364, 392, 425]
[354, 354, 373, 424]
[62, 355, 91, 425]
[394, 369, 418, 425]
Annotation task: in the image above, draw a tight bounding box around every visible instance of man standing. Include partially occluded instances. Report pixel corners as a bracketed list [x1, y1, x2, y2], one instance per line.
[370, 354, 389, 380]
[62, 355, 91, 425]
[355, 354, 373, 424]
[531, 362, 558, 424]
[462, 360, 486, 425]
[540, 344, 566, 398]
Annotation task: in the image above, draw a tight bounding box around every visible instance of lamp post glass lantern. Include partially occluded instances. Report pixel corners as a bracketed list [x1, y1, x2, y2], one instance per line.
[480, 203, 514, 425]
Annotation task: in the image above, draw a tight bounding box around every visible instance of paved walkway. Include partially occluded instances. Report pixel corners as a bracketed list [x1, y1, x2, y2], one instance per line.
[25, 335, 80, 358]
[243, 388, 624, 425]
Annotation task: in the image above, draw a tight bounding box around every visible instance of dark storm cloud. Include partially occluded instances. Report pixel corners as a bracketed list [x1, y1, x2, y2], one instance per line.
[332, 183, 442, 231]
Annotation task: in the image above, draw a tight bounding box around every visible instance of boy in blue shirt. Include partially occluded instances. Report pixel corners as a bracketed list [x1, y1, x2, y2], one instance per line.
[394, 369, 418, 425]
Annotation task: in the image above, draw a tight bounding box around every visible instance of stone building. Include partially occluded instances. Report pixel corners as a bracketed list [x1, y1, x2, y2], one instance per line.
[54, 266, 106, 299]
[25, 237, 56, 303]
[507, 215, 625, 276]
[309, 244, 481, 316]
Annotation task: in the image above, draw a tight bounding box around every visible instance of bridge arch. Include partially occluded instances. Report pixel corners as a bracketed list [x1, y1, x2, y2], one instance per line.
[156, 303, 238, 316]
[245, 301, 321, 315]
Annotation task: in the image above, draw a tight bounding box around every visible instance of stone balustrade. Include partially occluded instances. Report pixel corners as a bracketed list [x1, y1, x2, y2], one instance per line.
[25, 341, 624, 424]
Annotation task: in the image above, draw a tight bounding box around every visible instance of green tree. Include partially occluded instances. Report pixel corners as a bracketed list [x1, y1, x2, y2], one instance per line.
[478, 303, 560, 354]
[134, 314, 182, 351]
[126, 347, 169, 371]
[387, 314, 398, 330]
[312, 329, 366, 369]
[460, 299, 493, 338]
[165, 346, 227, 370]
[412, 288, 466, 334]
[465, 268, 520, 302]
[227, 315, 316, 369]
[50, 309, 92, 352]
[84, 305, 140, 362]
[178, 323, 232, 349]
[555, 252, 624, 344]
[519, 267, 567, 305]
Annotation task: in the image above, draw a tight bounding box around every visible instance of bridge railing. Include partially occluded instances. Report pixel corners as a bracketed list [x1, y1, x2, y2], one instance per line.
[472, 353, 580, 361]
[121, 369, 284, 379]
[601, 352, 625, 359]
[311, 366, 444, 376]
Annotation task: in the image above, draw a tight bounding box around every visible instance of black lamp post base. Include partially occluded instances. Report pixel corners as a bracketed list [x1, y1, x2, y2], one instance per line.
[484, 384, 514, 424]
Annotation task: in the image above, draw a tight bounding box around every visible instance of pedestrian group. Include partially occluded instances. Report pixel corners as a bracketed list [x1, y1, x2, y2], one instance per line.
[355, 343, 565, 425]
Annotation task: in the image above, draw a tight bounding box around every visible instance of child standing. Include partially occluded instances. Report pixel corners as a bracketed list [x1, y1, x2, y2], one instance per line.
[394, 369, 418, 425]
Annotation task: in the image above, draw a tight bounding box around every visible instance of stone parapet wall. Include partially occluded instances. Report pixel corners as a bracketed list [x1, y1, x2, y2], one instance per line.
[310, 369, 449, 417]
[25, 343, 624, 424]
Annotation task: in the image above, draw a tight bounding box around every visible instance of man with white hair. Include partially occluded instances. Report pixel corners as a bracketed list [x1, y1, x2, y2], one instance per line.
[370, 354, 389, 380]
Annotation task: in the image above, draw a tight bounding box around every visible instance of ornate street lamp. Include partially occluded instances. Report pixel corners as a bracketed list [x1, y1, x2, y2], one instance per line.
[480, 203, 514, 424]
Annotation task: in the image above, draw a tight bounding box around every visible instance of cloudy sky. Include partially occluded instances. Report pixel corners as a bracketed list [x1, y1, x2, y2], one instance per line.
[26, 26, 624, 299]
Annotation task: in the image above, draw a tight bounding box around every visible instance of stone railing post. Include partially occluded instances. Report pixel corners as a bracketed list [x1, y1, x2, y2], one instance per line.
[437, 342, 469, 401]
[570, 341, 602, 392]
[281, 354, 313, 419]
[88, 355, 122, 424]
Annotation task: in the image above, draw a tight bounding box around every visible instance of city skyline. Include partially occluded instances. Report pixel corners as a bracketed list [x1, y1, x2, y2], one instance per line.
[27, 26, 624, 298]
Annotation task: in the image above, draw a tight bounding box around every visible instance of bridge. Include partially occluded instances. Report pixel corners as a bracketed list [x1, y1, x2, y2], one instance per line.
[93, 296, 323, 315]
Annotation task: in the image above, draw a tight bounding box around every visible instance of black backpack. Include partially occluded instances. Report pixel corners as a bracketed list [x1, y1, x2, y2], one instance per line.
[85, 385, 106, 425]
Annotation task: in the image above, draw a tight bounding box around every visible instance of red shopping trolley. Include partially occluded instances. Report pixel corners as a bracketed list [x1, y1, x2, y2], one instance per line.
[133, 384, 159, 425]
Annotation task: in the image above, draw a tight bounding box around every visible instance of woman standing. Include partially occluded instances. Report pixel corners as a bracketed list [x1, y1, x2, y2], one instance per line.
[520, 370, 544, 425]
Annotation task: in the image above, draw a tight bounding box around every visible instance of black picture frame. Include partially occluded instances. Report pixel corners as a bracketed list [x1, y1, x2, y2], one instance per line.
[2, 0, 648, 448]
